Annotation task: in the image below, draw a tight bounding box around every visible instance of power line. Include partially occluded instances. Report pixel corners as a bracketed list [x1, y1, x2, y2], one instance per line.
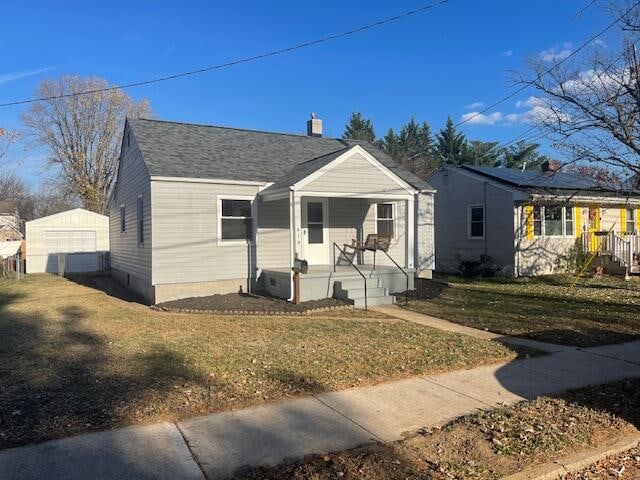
[456, 0, 640, 128]
[0, 0, 452, 108]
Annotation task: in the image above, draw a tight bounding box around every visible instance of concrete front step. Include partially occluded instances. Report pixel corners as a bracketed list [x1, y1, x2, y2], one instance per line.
[334, 286, 387, 301]
[351, 295, 395, 308]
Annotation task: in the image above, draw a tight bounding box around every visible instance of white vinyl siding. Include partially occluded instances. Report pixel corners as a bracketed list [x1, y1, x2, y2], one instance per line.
[299, 152, 409, 196]
[151, 180, 261, 285]
[256, 198, 290, 271]
[108, 124, 152, 284]
[429, 169, 516, 274]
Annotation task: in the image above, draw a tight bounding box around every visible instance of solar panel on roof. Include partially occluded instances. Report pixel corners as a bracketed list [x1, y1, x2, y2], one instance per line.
[462, 165, 605, 190]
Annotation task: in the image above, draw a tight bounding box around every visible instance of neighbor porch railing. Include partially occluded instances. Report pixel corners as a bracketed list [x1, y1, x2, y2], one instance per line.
[581, 230, 637, 270]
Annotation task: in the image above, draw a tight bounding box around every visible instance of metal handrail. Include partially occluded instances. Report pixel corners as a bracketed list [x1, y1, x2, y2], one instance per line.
[379, 248, 409, 305]
[332, 242, 367, 310]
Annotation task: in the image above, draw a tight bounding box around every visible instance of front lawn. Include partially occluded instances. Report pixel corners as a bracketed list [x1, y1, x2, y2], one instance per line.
[402, 274, 640, 347]
[0, 274, 521, 449]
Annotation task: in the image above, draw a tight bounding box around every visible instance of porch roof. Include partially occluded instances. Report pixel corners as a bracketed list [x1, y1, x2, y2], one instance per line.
[259, 144, 429, 201]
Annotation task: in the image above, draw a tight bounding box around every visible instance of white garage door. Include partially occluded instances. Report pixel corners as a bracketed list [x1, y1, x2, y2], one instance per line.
[44, 230, 99, 273]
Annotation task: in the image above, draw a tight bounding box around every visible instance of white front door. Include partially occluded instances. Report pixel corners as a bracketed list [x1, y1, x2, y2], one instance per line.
[301, 198, 329, 264]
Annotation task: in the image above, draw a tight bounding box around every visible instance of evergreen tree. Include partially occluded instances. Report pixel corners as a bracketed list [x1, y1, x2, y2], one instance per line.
[464, 140, 502, 166]
[500, 140, 548, 169]
[342, 112, 376, 143]
[436, 116, 467, 165]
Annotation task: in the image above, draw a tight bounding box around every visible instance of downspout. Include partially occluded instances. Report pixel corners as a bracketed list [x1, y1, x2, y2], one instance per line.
[287, 188, 295, 302]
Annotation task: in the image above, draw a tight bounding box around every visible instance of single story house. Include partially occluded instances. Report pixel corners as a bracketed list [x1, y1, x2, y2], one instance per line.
[0, 200, 23, 242]
[26, 208, 109, 274]
[428, 163, 640, 277]
[109, 117, 435, 305]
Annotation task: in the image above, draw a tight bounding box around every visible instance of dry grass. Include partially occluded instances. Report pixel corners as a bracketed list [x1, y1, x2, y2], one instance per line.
[0, 274, 521, 449]
[402, 274, 640, 347]
[240, 379, 640, 479]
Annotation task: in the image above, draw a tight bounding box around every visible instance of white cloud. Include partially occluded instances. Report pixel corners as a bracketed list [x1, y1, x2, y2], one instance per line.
[500, 49, 513, 57]
[461, 96, 566, 127]
[464, 101, 485, 110]
[0, 66, 55, 86]
[592, 38, 607, 48]
[539, 43, 572, 62]
[460, 111, 504, 125]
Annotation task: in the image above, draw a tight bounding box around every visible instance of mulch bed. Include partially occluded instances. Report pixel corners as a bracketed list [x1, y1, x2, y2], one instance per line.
[155, 292, 352, 315]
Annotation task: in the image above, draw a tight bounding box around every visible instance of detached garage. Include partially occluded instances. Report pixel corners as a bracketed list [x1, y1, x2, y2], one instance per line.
[26, 208, 109, 274]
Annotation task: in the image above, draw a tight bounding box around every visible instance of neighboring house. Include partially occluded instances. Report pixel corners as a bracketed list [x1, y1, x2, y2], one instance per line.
[0, 200, 23, 242]
[109, 117, 436, 305]
[428, 163, 640, 277]
[25, 208, 109, 274]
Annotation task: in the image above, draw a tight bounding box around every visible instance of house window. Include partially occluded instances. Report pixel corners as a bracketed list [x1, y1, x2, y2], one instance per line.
[533, 206, 543, 236]
[544, 206, 563, 236]
[120, 204, 126, 233]
[626, 208, 636, 233]
[468, 205, 485, 239]
[137, 196, 144, 245]
[220, 198, 253, 241]
[532, 205, 574, 237]
[376, 203, 394, 237]
[565, 207, 574, 236]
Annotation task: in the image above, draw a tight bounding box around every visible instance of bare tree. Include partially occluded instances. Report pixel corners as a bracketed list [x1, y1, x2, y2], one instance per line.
[19, 184, 79, 221]
[22, 76, 151, 214]
[0, 128, 18, 164]
[517, 1, 640, 177]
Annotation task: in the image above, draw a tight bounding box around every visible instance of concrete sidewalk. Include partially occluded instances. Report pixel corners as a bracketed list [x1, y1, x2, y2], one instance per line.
[373, 304, 576, 353]
[1, 341, 639, 480]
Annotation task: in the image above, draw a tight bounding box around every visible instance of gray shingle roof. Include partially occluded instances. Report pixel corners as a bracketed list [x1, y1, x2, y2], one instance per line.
[462, 165, 637, 194]
[128, 119, 432, 191]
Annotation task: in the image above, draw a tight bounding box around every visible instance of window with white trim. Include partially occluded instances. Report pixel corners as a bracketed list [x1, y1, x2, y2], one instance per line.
[532, 205, 574, 237]
[376, 203, 394, 237]
[220, 198, 253, 241]
[626, 208, 636, 233]
[120, 204, 126, 233]
[137, 196, 144, 246]
[468, 205, 485, 239]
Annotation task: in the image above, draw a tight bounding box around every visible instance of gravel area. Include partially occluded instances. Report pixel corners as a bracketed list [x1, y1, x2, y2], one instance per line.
[156, 292, 350, 313]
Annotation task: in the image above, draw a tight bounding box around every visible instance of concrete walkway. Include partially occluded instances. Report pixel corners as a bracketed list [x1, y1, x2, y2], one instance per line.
[373, 304, 576, 353]
[1, 339, 639, 480]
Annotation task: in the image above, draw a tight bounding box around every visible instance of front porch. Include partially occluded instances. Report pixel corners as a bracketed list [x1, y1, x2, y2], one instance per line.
[261, 264, 415, 307]
[581, 230, 640, 275]
[253, 144, 435, 307]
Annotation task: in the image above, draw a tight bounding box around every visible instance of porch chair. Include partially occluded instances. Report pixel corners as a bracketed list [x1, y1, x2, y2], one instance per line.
[353, 233, 392, 272]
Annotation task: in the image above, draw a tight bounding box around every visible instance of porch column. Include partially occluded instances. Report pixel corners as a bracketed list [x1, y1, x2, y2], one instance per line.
[292, 192, 303, 258]
[406, 196, 415, 269]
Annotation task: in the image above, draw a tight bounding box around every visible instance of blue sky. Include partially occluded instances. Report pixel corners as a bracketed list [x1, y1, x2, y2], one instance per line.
[1, 0, 610, 186]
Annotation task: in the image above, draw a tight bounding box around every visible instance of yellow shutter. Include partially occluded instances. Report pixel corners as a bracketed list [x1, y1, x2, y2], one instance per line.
[524, 205, 534, 240]
[575, 206, 582, 237]
[621, 208, 627, 234]
[594, 207, 601, 231]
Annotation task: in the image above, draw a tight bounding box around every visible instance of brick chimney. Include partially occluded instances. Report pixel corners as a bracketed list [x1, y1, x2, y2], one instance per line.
[541, 160, 562, 172]
[306, 113, 323, 138]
